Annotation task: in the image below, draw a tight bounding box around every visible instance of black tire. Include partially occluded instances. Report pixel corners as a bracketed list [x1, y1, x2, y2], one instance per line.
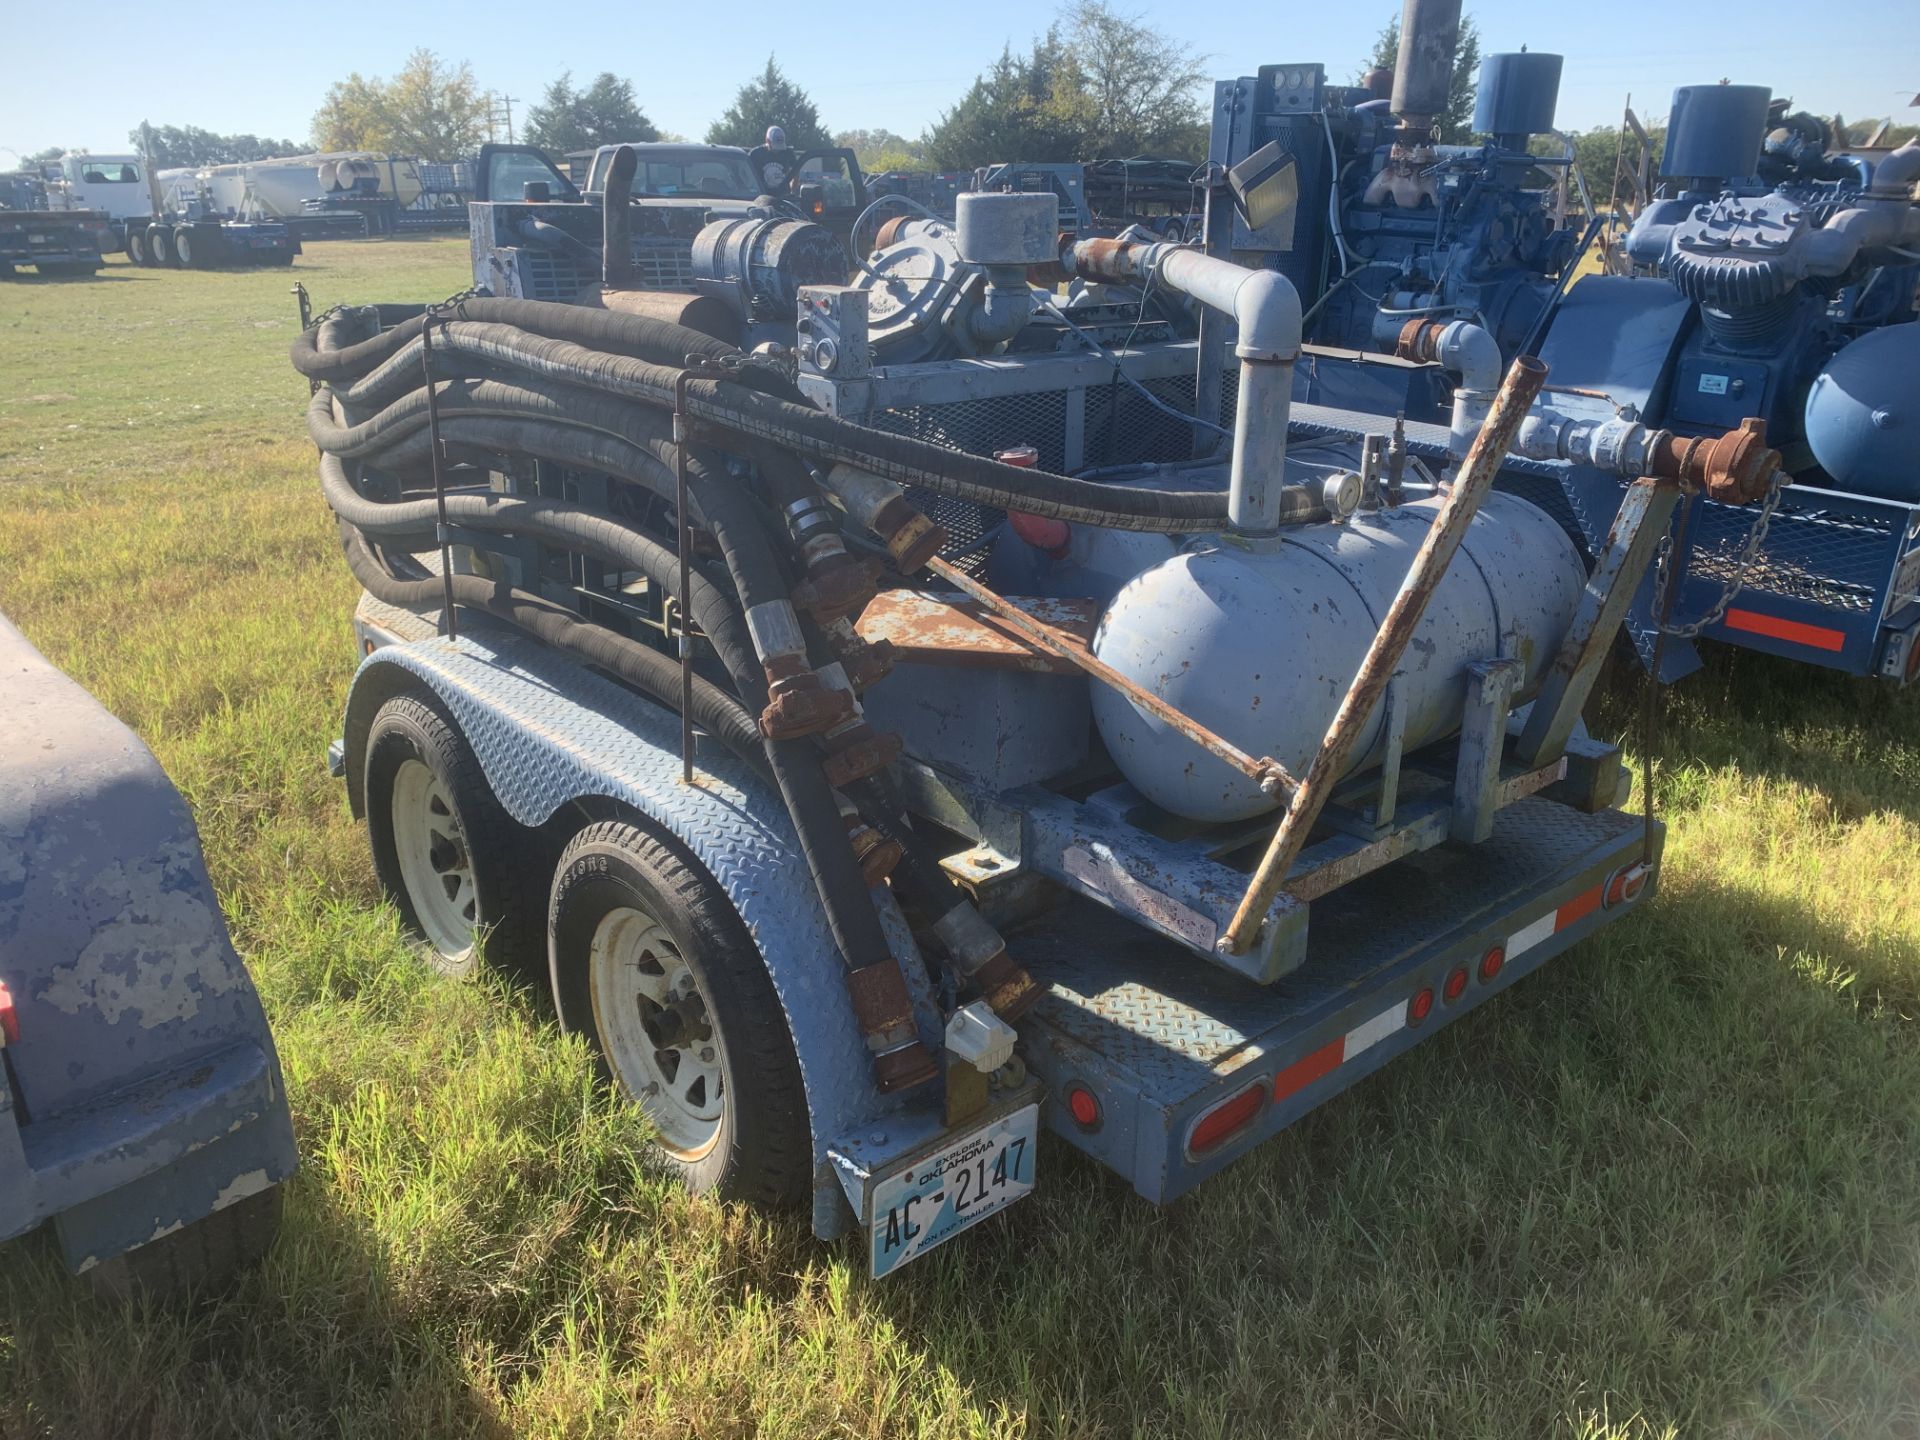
[148, 227, 174, 266]
[125, 230, 147, 265]
[85, 1185, 283, 1302]
[549, 819, 809, 1205]
[363, 691, 549, 981]
[174, 228, 198, 268]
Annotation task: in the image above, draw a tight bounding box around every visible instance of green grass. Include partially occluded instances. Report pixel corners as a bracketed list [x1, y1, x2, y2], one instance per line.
[2, 240, 1918, 1438]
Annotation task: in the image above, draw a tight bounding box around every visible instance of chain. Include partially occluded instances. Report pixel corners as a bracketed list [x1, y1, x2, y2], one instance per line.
[303, 300, 349, 333]
[1654, 470, 1788, 638]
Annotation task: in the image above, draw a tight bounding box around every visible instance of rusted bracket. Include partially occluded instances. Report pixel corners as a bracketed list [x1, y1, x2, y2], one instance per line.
[1514, 476, 1682, 769]
[1220, 354, 1549, 957]
[922, 555, 1299, 800]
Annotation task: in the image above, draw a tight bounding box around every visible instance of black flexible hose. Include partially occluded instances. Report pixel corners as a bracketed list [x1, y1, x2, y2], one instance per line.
[407, 321, 1232, 531]
[318, 451, 761, 698]
[339, 520, 768, 773]
[293, 296, 791, 395]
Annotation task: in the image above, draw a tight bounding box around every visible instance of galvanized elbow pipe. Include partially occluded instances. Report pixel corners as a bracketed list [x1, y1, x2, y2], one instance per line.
[1065, 238, 1303, 533]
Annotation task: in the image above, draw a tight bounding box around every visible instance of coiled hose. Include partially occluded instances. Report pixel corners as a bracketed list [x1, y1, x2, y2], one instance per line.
[307, 314, 1232, 532]
[338, 520, 767, 772]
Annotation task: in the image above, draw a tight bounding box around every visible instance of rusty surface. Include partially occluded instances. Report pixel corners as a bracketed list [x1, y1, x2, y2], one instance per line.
[872, 1042, 940, 1093]
[1395, 317, 1444, 364]
[972, 949, 1042, 1021]
[792, 553, 878, 622]
[874, 501, 946, 573]
[821, 728, 903, 788]
[759, 671, 855, 739]
[855, 588, 1098, 674]
[1222, 353, 1551, 955]
[924, 556, 1299, 798]
[1651, 416, 1782, 505]
[873, 214, 914, 250]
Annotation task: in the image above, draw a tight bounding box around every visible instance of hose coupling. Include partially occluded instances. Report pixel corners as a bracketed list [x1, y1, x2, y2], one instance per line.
[822, 617, 896, 690]
[1650, 416, 1782, 505]
[760, 662, 856, 739]
[845, 963, 938, 1092]
[823, 464, 947, 573]
[820, 721, 903, 788]
[932, 903, 1040, 1020]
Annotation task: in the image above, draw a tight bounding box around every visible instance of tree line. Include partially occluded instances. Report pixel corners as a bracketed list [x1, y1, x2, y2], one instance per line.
[21, 5, 1914, 182]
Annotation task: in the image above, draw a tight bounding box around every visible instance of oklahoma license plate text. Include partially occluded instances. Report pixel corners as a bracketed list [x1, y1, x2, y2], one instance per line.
[869, 1104, 1038, 1277]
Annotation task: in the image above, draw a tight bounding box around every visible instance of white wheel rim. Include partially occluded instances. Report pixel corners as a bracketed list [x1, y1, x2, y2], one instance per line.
[390, 757, 478, 963]
[177, 234, 191, 263]
[587, 906, 724, 1158]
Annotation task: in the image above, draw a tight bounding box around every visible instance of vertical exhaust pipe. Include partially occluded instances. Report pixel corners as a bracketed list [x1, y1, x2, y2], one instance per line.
[1390, 0, 1463, 141]
[601, 144, 637, 290]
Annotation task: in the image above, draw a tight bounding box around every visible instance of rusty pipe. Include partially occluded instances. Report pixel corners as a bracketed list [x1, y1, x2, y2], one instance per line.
[1221, 353, 1549, 955]
[923, 555, 1298, 799]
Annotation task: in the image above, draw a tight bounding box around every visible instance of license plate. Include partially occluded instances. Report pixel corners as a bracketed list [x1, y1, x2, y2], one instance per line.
[28, 234, 47, 243]
[869, 1104, 1037, 1277]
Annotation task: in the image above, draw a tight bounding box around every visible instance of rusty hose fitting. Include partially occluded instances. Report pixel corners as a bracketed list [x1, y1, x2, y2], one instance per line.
[845, 964, 939, 1092]
[760, 658, 856, 739]
[821, 617, 895, 690]
[1650, 416, 1782, 505]
[820, 721, 902, 788]
[825, 464, 948, 574]
[786, 495, 879, 620]
[932, 902, 1041, 1021]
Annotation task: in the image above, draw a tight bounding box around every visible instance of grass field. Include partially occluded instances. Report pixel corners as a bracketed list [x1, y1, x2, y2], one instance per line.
[1, 238, 1918, 1439]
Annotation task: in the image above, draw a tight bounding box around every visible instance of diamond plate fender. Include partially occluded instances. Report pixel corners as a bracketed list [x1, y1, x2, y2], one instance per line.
[342, 625, 937, 1239]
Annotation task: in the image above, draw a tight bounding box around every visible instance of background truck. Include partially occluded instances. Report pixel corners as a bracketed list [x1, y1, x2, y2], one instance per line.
[0, 172, 108, 277]
[121, 127, 300, 269]
[0, 613, 296, 1297]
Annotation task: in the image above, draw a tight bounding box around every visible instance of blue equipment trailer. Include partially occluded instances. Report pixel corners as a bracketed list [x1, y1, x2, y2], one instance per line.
[1196, 0, 1920, 686]
[299, 146, 1751, 1266]
[0, 614, 296, 1296]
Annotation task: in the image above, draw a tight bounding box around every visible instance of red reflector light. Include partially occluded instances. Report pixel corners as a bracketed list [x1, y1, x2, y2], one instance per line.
[0, 982, 17, 1046]
[1065, 1085, 1101, 1130]
[1443, 966, 1469, 1003]
[1604, 861, 1650, 909]
[1187, 1082, 1265, 1156]
[1408, 987, 1435, 1025]
[1479, 945, 1505, 983]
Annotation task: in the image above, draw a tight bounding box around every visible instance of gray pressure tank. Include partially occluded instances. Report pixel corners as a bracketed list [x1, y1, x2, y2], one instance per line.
[1474, 52, 1563, 142]
[1804, 324, 1920, 502]
[1090, 493, 1586, 823]
[1662, 85, 1772, 183]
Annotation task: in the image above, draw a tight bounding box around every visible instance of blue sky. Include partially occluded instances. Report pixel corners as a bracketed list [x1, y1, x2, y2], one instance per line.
[2, 0, 1910, 159]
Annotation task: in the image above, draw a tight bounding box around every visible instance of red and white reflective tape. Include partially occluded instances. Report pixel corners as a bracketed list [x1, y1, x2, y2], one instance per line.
[1272, 1000, 1405, 1105]
[1269, 868, 1647, 1108]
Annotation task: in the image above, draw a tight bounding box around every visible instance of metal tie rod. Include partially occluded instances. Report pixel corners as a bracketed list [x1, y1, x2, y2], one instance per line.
[923, 555, 1299, 800]
[1220, 353, 1549, 956]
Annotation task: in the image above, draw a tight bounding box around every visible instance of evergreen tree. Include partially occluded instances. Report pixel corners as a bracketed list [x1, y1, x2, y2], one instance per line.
[524, 72, 659, 155]
[705, 59, 831, 150]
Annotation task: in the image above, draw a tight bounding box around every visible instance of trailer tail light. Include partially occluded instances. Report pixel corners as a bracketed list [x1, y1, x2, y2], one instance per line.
[1443, 966, 1469, 1003]
[0, 982, 16, 1046]
[1187, 1081, 1265, 1157]
[1604, 862, 1649, 909]
[1407, 986, 1435, 1025]
[1065, 1084, 1101, 1131]
[1479, 945, 1506, 984]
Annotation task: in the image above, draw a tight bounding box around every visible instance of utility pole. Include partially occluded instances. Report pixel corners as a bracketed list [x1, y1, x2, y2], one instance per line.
[487, 93, 519, 144]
